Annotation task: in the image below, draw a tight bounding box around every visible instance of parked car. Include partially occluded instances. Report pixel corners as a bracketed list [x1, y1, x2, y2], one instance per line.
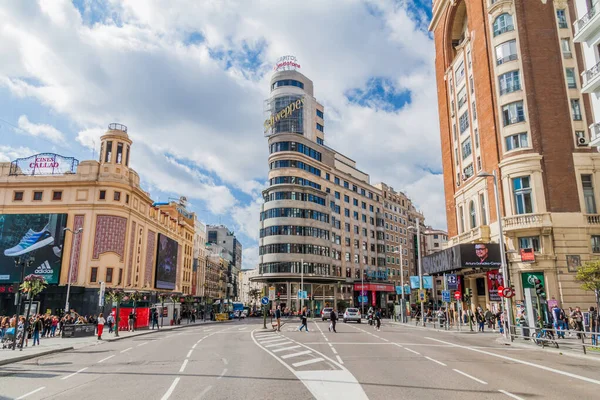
[343, 308, 361, 323]
[321, 307, 333, 321]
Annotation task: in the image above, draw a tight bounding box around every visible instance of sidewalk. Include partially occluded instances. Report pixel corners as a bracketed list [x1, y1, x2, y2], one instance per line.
[0, 319, 231, 366]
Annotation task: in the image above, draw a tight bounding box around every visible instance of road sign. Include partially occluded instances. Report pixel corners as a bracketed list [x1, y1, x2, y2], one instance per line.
[447, 274, 458, 290]
[261, 296, 269, 305]
[358, 295, 368, 304]
[503, 287, 514, 298]
[418, 289, 426, 302]
[497, 285, 505, 297]
[297, 290, 307, 299]
[442, 290, 451, 303]
[454, 291, 461, 300]
[98, 281, 106, 307]
[268, 286, 275, 301]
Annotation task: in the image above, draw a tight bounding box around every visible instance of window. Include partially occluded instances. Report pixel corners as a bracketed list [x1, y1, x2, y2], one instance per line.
[13, 191, 23, 201]
[354, 225, 359, 234]
[52, 191, 62, 201]
[475, 129, 479, 148]
[105, 141, 112, 162]
[463, 164, 474, 180]
[477, 156, 482, 171]
[461, 137, 472, 160]
[90, 267, 98, 283]
[472, 101, 477, 120]
[469, 201, 477, 229]
[344, 195, 349, 203]
[114, 191, 121, 201]
[458, 206, 465, 234]
[457, 87, 467, 109]
[505, 132, 529, 151]
[345, 237, 351, 246]
[316, 123, 324, 132]
[493, 13, 514, 37]
[479, 193, 487, 225]
[453, 124, 457, 141]
[513, 176, 533, 214]
[116, 142, 123, 164]
[519, 236, 540, 252]
[455, 61, 465, 84]
[335, 191, 340, 199]
[592, 236, 600, 253]
[345, 208, 350, 217]
[99, 190, 106, 200]
[582, 174, 597, 214]
[502, 101, 525, 126]
[498, 70, 521, 95]
[353, 211, 359, 220]
[345, 223, 350, 232]
[566, 68, 577, 89]
[470, 76, 474, 94]
[495, 40, 518, 65]
[316, 109, 324, 119]
[561, 38, 572, 58]
[272, 79, 304, 90]
[335, 177, 340, 185]
[571, 99, 582, 121]
[344, 181, 349, 189]
[557, 9, 568, 29]
[353, 198, 358, 206]
[125, 145, 130, 166]
[106, 267, 113, 283]
[126, 194, 130, 204]
[33, 191, 43, 201]
[362, 201, 366, 209]
[459, 111, 470, 133]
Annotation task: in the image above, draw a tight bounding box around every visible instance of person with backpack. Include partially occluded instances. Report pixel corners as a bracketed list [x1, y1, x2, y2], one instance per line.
[329, 308, 338, 333]
[552, 305, 565, 339]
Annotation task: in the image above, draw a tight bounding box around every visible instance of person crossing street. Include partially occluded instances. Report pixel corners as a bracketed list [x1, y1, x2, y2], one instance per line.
[329, 308, 337, 333]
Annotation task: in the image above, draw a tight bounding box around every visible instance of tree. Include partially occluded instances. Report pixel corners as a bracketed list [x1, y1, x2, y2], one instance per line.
[105, 288, 127, 337]
[576, 260, 600, 310]
[18, 274, 47, 350]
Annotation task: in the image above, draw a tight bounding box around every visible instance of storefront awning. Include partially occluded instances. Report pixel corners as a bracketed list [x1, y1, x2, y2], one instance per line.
[353, 283, 395, 292]
[422, 243, 502, 275]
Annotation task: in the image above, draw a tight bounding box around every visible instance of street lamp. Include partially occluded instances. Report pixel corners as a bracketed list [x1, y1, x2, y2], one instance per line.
[63, 227, 83, 314]
[392, 246, 407, 323]
[478, 170, 512, 339]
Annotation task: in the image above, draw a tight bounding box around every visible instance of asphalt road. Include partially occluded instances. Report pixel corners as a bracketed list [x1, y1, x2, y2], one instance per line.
[1, 318, 599, 400]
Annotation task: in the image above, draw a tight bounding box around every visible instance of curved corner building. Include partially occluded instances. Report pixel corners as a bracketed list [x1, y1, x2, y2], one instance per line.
[255, 68, 393, 314]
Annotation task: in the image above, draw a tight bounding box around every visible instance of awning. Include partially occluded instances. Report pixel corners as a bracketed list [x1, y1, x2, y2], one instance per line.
[353, 283, 395, 292]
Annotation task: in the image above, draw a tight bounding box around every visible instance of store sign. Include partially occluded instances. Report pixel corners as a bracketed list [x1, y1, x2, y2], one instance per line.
[273, 55, 301, 71]
[9, 153, 79, 176]
[521, 272, 545, 289]
[520, 248, 535, 262]
[487, 270, 504, 302]
[264, 97, 305, 133]
[353, 283, 394, 292]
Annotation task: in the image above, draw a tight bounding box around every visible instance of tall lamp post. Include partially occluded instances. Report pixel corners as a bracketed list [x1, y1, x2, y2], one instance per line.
[63, 227, 83, 314]
[14, 256, 34, 316]
[392, 246, 406, 323]
[478, 170, 512, 339]
[415, 218, 425, 327]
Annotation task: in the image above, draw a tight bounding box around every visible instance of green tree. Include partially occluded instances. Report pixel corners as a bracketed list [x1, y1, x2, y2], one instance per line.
[576, 260, 600, 309]
[105, 288, 127, 337]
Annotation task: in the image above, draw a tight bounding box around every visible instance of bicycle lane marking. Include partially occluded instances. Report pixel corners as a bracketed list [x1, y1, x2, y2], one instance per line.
[313, 320, 344, 364]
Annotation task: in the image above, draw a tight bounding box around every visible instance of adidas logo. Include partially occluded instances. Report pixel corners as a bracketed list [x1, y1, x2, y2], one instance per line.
[34, 260, 54, 275]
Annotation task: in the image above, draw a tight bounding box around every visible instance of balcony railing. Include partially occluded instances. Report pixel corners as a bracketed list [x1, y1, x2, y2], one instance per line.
[575, 3, 599, 34]
[497, 53, 518, 66]
[493, 25, 514, 37]
[591, 123, 600, 141]
[582, 60, 600, 86]
[585, 214, 600, 224]
[503, 213, 552, 231]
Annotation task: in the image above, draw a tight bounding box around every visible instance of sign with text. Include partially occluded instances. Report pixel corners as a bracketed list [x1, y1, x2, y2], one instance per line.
[423, 243, 502, 274]
[520, 248, 535, 262]
[268, 286, 276, 301]
[447, 274, 458, 290]
[442, 290, 451, 303]
[487, 270, 503, 302]
[10, 153, 79, 176]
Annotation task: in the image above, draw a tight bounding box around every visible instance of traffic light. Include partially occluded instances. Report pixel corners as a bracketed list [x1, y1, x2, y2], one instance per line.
[534, 278, 545, 298]
[464, 288, 472, 304]
[276, 292, 281, 301]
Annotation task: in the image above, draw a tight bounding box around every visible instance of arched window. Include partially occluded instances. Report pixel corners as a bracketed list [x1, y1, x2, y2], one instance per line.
[469, 201, 477, 229]
[458, 206, 465, 233]
[479, 193, 488, 225]
[493, 13, 514, 37]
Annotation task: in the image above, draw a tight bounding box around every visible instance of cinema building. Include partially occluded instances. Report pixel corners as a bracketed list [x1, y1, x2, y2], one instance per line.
[0, 124, 195, 317]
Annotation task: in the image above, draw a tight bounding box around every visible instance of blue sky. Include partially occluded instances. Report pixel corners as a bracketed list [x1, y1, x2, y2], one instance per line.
[0, 0, 442, 270]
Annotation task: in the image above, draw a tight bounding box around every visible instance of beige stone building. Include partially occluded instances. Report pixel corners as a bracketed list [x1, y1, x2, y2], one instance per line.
[423, 226, 449, 256]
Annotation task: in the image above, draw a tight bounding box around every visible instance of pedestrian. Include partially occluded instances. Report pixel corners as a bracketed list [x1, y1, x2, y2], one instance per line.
[375, 308, 382, 332]
[329, 309, 337, 333]
[485, 309, 493, 329]
[97, 313, 105, 340]
[152, 310, 159, 330]
[551, 305, 565, 339]
[476, 311, 485, 332]
[128, 311, 136, 332]
[32, 316, 42, 346]
[106, 313, 115, 333]
[51, 316, 58, 337]
[298, 306, 309, 332]
[589, 306, 598, 346]
[571, 307, 584, 339]
[275, 305, 282, 332]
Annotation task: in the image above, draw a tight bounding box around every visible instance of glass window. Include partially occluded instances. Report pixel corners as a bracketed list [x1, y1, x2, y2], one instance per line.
[316, 109, 324, 119]
[512, 176, 533, 214]
[455, 60, 465, 84]
[592, 236, 600, 253]
[105, 141, 112, 162]
[475, 129, 479, 148]
[33, 191, 43, 201]
[495, 40, 518, 65]
[116, 142, 123, 164]
[557, 9, 568, 29]
[582, 174, 597, 214]
[317, 137, 324, 145]
[316, 123, 324, 132]
[461, 137, 472, 159]
[272, 79, 304, 90]
[519, 236, 540, 252]
[13, 191, 23, 201]
[459, 111, 470, 133]
[561, 38, 572, 58]
[125, 145, 130, 166]
[480, 193, 487, 225]
[457, 86, 467, 109]
[493, 13, 514, 37]
[502, 101, 525, 126]
[571, 99, 582, 121]
[344, 195, 349, 203]
[498, 70, 521, 95]
[469, 201, 477, 229]
[335, 191, 340, 199]
[335, 177, 340, 185]
[505, 132, 529, 151]
[463, 164, 474, 180]
[90, 267, 98, 283]
[566, 68, 577, 89]
[472, 101, 477, 120]
[106, 267, 113, 283]
[458, 206, 465, 234]
[99, 190, 106, 200]
[353, 198, 358, 206]
[52, 191, 62, 201]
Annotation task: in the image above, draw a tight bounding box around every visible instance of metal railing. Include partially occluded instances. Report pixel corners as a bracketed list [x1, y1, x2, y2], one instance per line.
[510, 325, 599, 355]
[582, 60, 600, 86]
[499, 83, 521, 95]
[575, 3, 599, 34]
[108, 123, 128, 132]
[493, 24, 514, 37]
[497, 53, 518, 66]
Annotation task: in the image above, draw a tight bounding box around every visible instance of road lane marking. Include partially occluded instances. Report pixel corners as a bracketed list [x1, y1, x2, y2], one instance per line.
[192, 343, 198, 349]
[204, 328, 214, 332]
[61, 367, 88, 380]
[381, 338, 389, 342]
[331, 347, 338, 354]
[137, 341, 149, 347]
[179, 359, 189, 372]
[425, 337, 600, 386]
[97, 355, 115, 363]
[218, 368, 227, 379]
[186, 350, 193, 358]
[120, 347, 132, 353]
[239, 327, 247, 330]
[16, 387, 45, 399]
[499, 390, 525, 400]
[452, 369, 487, 385]
[197, 386, 213, 399]
[404, 348, 420, 355]
[425, 356, 447, 366]
[272, 345, 301, 353]
[336, 355, 344, 364]
[259, 338, 289, 345]
[281, 350, 312, 359]
[393, 343, 404, 348]
[222, 358, 228, 365]
[265, 341, 293, 348]
[161, 377, 180, 400]
[292, 358, 324, 367]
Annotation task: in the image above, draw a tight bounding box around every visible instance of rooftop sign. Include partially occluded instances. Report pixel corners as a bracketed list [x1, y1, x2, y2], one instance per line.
[9, 153, 79, 176]
[274, 55, 301, 71]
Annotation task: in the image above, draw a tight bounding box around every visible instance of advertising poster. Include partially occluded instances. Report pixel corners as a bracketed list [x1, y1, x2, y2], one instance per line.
[486, 269, 504, 302]
[0, 213, 68, 284]
[155, 233, 178, 290]
[460, 243, 502, 268]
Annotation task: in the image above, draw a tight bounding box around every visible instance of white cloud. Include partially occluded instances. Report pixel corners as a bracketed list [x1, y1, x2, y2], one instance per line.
[76, 127, 105, 150]
[231, 195, 263, 241]
[0, 145, 38, 162]
[17, 115, 65, 143]
[242, 246, 259, 270]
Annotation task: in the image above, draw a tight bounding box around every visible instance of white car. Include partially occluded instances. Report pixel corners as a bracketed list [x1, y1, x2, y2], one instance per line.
[343, 308, 361, 323]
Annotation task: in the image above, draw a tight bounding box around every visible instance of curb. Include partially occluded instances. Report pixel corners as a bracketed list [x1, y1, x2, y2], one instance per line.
[0, 346, 74, 367]
[105, 320, 233, 342]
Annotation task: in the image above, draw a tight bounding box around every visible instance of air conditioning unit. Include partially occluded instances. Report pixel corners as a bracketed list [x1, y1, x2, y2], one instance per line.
[577, 136, 589, 147]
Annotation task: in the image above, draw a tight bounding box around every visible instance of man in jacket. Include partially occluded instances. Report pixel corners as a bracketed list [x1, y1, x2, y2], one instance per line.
[329, 309, 338, 333]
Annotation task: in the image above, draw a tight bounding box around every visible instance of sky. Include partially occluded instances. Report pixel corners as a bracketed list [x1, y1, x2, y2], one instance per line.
[0, 0, 443, 270]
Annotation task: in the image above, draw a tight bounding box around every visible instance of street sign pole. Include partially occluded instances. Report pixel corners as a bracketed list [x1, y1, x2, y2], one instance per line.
[262, 286, 267, 329]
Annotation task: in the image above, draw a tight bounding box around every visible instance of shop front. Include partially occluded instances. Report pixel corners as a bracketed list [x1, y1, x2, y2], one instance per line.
[353, 283, 395, 313]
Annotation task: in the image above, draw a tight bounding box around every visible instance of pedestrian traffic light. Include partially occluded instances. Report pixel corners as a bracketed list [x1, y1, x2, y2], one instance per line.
[534, 278, 545, 298]
[464, 288, 472, 304]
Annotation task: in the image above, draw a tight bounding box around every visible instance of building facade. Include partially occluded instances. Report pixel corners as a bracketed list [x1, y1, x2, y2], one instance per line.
[206, 225, 241, 301]
[423, 226, 449, 256]
[0, 124, 195, 316]
[240, 268, 262, 306]
[430, 0, 599, 312]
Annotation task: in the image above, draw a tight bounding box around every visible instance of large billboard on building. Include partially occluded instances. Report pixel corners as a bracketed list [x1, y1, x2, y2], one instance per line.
[155, 234, 178, 290]
[423, 243, 502, 274]
[9, 153, 79, 176]
[0, 214, 68, 284]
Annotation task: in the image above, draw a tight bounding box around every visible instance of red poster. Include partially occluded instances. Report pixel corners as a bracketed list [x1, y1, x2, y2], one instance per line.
[486, 270, 503, 302]
[112, 307, 150, 331]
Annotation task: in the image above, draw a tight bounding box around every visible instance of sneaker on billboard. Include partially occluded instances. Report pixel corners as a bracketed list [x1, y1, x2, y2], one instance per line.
[4, 225, 54, 257]
[53, 245, 63, 257]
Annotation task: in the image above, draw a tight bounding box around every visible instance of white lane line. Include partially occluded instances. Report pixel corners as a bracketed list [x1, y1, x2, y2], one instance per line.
[218, 368, 227, 379]
[257, 335, 282, 341]
[97, 355, 115, 363]
[204, 328, 214, 332]
[179, 359, 189, 373]
[381, 338, 389, 342]
[331, 347, 338, 354]
[393, 343, 404, 348]
[272, 345, 301, 353]
[453, 369, 488, 385]
[265, 341, 293, 348]
[259, 338, 289, 344]
[186, 350, 193, 358]
[499, 390, 525, 400]
[197, 385, 213, 399]
[161, 377, 181, 400]
[281, 350, 312, 359]
[222, 358, 228, 365]
[120, 347, 132, 353]
[292, 358, 324, 367]
[404, 348, 421, 355]
[426, 337, 600, 386]
[239, 327, 247, 330]
[137, 341, 149, 347]
[192, 343, 198, 349]
[61, 367, 88, 380]
[16, 386, 45, 400]
[425, 356, 447, 367]
[336, 355, 344, 364]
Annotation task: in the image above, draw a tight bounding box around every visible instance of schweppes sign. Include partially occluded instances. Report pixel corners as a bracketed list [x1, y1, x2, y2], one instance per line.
[264, 97, 305, 133]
